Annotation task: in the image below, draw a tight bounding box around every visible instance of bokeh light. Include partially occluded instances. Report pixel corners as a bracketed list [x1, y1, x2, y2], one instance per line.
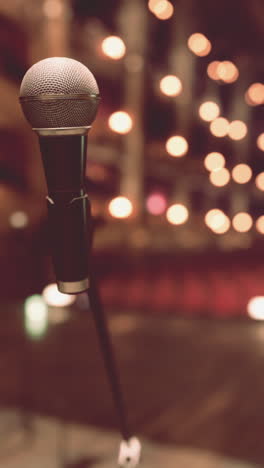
[228, 120, 248, 140]
[232, 164, 252, 184]
[248, 297, 264, 320]
[257, 133, 264, 151]
[42, 283, 76, 307]
[43, 0, 63, 19]
[256, 216, 264, 235]
[187, 33, 212, 57]
[24, 295, 48, 340]
[160, 75, 182, 97]
[109, 196, 133, 219]
[204, 152, 225, 172]
[146, 193, 167, 215]
[232, 212, 253, 232]
[207, 61, 221, 80]
[255, 172, 264, 191]
[245, 83, 264, 106]
[101, 36, 126, 60]
[217, 61, 239, 83]
[205, 209, 230, 234]
[9, 211, 29, 229]
[153, 1, 174, 20]
[108, 111, 133, 134]
[199, 101, 220, 122]
[209, 168, 230, 187]
[210, 117, 229, 137]
[166, 136, 188, 157]
[166, 204, 189, 225]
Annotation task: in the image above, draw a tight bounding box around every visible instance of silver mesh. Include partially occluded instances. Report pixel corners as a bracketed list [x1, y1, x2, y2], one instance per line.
[19, 57, 100, 128]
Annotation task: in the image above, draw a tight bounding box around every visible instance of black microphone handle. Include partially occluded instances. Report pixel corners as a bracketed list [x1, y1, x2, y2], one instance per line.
[39, 134, 91, 294]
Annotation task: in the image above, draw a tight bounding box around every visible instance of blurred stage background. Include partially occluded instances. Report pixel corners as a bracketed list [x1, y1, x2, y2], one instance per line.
[0, 0, 263, 466]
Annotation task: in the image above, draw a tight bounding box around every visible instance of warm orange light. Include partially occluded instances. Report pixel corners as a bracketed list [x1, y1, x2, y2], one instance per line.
[101, 36, 126, 60]
[205, 209, 230, 234]
[228, 120, 247, 140]
[154, 1, 174, 19]
[187, 33, 212, 57]
[148, 0, 167, 13]
[232, 213, 253, 233]
[160, 75, 182, 96]
[256, 216, 264, 235]
[245, 83, 264, 106]
[217, 61, 239, 83]
[9, 211, 29, 229]
[199, 101, 220, 122]
[204, 152, 225, 172]
[209, 168, 230, 187]
[166, 136, 188, 157]
[108, 196, 133, 219]
[257, 133, 264, 151]
[210, 117, 229, 137]
[166, 204, 189, 225]
[43, 0, 63, 19]
[108, 111, 133, 134]
[207, 61, 221, 80]
[232, 164, 252, 184]
[255, 172, 264, 191]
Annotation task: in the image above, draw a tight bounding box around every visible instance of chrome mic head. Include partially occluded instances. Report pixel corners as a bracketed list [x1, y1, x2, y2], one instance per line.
[19, 57, 100, 132]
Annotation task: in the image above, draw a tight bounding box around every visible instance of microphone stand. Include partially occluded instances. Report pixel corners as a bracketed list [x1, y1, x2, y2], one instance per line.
[77, 209, 141, 468]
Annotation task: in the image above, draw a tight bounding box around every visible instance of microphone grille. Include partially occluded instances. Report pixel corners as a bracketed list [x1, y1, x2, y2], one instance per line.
[19, 57, 100, 129]
[20, 57, 99, 97]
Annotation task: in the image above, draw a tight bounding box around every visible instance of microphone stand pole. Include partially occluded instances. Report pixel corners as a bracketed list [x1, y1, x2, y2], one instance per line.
[84, 210, 141, 467]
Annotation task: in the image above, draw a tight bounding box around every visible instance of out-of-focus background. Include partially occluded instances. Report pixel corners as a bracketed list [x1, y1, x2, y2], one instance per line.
[0, 0, 263, 467]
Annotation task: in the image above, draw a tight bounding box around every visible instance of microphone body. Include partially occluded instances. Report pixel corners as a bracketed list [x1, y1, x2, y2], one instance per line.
[19, 57, 100, 294]
[39, 134, 91, 293]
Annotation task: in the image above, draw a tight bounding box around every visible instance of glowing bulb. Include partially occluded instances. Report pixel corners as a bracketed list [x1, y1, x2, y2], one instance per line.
[209, 168, 230, 187]
[248, 297, 264, 320]
[217, 61, 239, 83]
[146, 193, 167, 215]
[187, 33, 212, 57]
[232, 164, 252, 184]
[256, 216, 264, 235]
[207, 61, 221, 80]
[245, 83, 264, 106]
[232, 212, 253, 232]
[166, 204, 189, 225]
[160, 75, 182, 97]
[109, 196, 133, 219]
[42, 283, 76, 307]
[152, 1, 174, 19]
[101, 36, 126, 60]
[205, 209, 230, 234]
[9, 211, 29, 229]
[166, 136, 188, 157]
[199, 101, 220, 122]
[257, 133, 264, 151]
[210, 117, 229, 137]
[204, 152, 225, 172]
[228, 120, 247, 140]
[255, 173, 264, 191]
[108, 111, 133, 134]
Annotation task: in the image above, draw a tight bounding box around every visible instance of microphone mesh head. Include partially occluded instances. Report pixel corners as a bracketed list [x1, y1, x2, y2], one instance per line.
[19, 57, 100, 129]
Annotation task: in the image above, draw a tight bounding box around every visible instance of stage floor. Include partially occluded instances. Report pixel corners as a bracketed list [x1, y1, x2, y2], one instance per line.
[0, 410, 259, 468]
[0, 303, 264, 466]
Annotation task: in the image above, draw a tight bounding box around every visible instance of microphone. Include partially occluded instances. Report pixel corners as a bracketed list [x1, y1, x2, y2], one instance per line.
[19, 57, 100, 294]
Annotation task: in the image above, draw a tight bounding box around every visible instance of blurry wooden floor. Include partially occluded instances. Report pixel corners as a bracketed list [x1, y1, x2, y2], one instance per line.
[0, 303, 264, 466]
